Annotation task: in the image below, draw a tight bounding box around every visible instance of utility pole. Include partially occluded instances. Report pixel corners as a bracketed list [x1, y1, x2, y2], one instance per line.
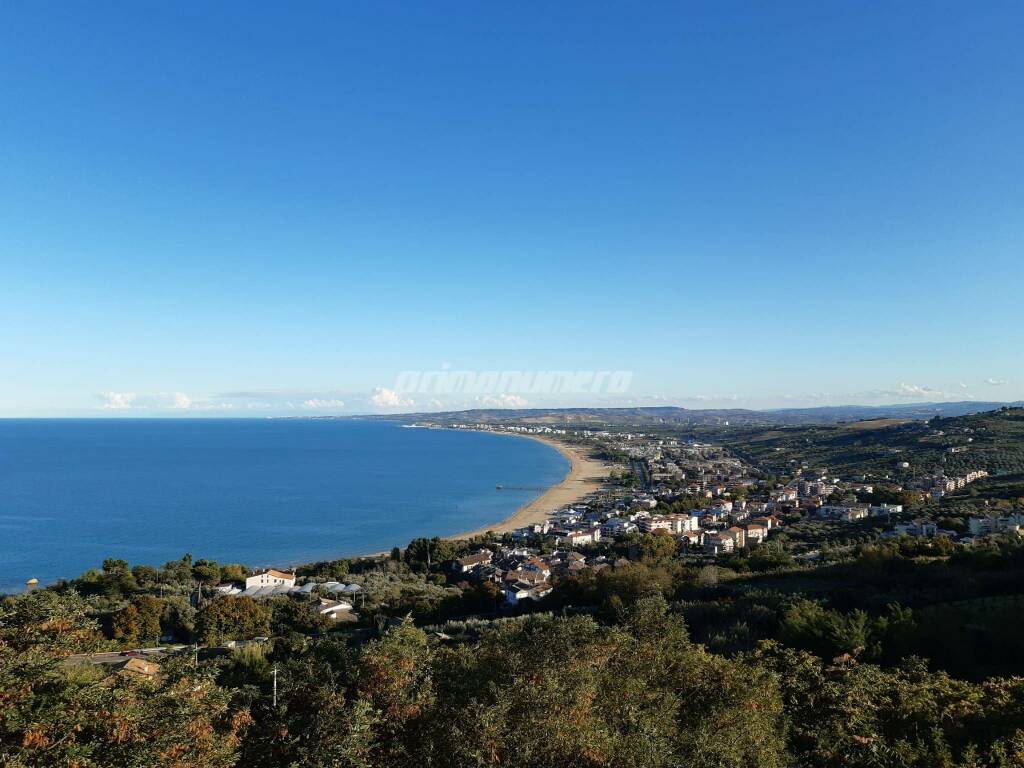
[272, 665, 278, 708]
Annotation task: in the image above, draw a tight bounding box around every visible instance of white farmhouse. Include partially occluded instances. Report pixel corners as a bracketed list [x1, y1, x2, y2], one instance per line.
[245, 569, 296, 590]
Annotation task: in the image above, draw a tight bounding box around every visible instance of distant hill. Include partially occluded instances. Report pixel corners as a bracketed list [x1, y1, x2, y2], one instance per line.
[717, 406, 1024, 482]
[373, 401, 1022, 429]
[768, 401, 1024, 422]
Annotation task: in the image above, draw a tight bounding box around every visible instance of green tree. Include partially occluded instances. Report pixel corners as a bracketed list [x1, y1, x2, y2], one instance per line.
[220, 563, 249, 583]
[192, 559, 223, 585]
[354, 619, 435, 764]
[430, 607, 788, 767]
[267, 597, 332, 637]
[160, 595, 196, 642]
[113, 596, 165, 646]
[134, 595, 164, 644]
[196, 597, 271, 645]
[131, 564, 160, 588]
[237, 639, 367, 768]
[101, 558, 139, 596]
[639, 532, 679, 563]
[0, 591, 247, 767]
[748, 543, 796, 571]
[160, 553, 195, 586]
[404, 537, 456, 571]
[112, 603, 141, 645]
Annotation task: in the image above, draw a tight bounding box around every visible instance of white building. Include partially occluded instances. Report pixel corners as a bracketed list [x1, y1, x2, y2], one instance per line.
[454, 550, 493, 574]
[555, 529, 600, 547]
[894, 520, 938, 538]
[601, 517, 638, 538]
[819, 504, 870, 522]
[638, 516, 675, 534]
[969, 513, 1024, 537]
[680, 530, 703, 548]
[704, 534, 734, 556]
[317, 598, 353, 619]
[869, 504, 903, 517]
[503, 581, 553, 605]
[245, 569, 296, 590]
[744, 524, 767, 544]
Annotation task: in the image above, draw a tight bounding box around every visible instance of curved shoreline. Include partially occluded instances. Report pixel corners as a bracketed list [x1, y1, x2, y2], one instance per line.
[444, 432, 613, 541]
[347, 429, 615, 561]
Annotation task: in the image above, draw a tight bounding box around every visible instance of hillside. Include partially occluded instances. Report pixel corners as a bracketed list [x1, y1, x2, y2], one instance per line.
[717, 406, 1024, 481]
[372, 401, 1021, 429]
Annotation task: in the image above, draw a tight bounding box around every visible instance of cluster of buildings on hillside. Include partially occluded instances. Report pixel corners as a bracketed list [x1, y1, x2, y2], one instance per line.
[453, 494, 793, 604]
[818, 503, 904, 522]
[880, 511, 1024, 542]
[206, 426, 1007, 613]
[453, 547, 609, 604]
[967, 512, 1024, 537]
[510, 497, 788, 561]
[922, 470, 989, 498]
[485, 427, 1011, 557]
[443, 423, 569, 437]
[214, 568, 359, 620]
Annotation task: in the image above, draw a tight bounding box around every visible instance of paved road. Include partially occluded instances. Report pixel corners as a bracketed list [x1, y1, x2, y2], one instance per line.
[66, 646, 186, 666]
[631, 459, 651, 489]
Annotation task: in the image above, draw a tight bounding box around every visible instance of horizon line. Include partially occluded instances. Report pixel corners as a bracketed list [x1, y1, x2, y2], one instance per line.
[1, 399, 1021, 420]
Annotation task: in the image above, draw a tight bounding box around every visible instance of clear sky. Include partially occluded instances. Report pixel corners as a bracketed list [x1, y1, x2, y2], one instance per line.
[2, 2, 1022, 416]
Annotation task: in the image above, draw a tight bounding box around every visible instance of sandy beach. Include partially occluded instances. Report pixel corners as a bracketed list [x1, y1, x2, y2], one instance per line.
[448, 434, 614, 540]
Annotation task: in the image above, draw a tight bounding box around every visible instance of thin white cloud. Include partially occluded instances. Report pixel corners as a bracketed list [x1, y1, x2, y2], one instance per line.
[477, 394, 529, 408]
[677, 394, 740, 403]
[899, 383, 938, 397]
[100, 392, 136, 410]
[370, 387, 414, 408]
[195, 402, 235, 411]
[97, 391, 240, 412]
[302, 398, 345, 409]
[986, 378, 1008, 386]
[873, 383, 949, 399]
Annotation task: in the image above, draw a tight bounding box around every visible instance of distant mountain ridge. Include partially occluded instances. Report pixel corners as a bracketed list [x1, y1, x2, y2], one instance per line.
[374, 401, 1023, 428]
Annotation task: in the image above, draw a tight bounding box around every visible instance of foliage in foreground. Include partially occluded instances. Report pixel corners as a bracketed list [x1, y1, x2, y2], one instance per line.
[5, 589, 1024, 767]
[0, 590, 247, 768]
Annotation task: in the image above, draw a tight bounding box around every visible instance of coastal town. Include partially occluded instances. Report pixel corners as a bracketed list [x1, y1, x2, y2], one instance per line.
[7, 3, 1024, 763]
[185, 415, 1016, 621]
[14, 407, 1024, 768]
[413, 421, 1007, 607]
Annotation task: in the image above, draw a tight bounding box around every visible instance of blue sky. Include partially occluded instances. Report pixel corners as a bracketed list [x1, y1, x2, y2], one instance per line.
[2, 2, 1022, 415]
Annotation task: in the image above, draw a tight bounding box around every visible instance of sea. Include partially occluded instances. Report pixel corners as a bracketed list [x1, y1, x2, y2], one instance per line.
[0, 419, 568, 592]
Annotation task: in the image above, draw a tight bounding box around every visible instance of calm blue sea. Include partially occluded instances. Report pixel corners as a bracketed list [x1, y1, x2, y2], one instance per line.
[0, 419, 567, 592]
